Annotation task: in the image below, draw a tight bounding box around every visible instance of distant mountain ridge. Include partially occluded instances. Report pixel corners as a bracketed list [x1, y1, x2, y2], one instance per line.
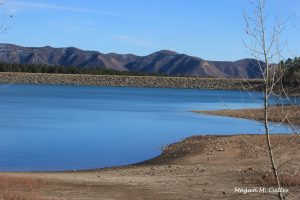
[0, 43, 264, 78]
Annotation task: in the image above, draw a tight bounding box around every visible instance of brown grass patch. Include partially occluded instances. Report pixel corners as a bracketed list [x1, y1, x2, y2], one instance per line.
[0, 175, 45, 200]
[258, 171, 300, 187]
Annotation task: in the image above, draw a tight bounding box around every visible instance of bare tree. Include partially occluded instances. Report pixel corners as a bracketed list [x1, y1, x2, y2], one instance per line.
[243, 0, 300, 199]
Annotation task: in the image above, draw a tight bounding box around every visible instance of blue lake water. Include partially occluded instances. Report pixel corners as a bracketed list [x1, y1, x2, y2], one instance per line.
[0, 84, 296, 171]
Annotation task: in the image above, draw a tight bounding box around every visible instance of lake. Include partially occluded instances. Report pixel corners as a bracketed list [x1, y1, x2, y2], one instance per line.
[0, 84, 295, 171]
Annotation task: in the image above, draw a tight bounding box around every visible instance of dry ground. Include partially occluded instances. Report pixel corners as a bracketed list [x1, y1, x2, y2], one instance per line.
[1, 134, 300, 200]
[194, 105, 300, 125]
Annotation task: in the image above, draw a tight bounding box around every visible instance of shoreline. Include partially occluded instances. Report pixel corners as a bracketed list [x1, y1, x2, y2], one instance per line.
[1, 74, 299, 199]
[0, 72, 263, 90]
[1, 134, 299, 200]
[193, 105, 300, 125]
[2, 106, 298, 174]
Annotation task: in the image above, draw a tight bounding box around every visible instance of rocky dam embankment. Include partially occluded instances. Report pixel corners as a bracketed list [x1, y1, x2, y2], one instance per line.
[0, 72, 263, 90]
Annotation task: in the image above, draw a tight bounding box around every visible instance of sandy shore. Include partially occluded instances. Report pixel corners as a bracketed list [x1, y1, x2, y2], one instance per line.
[1, 134, 299, 200]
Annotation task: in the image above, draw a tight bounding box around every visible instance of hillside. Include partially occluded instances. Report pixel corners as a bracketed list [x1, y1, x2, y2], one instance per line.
[0, 43, 264, 78]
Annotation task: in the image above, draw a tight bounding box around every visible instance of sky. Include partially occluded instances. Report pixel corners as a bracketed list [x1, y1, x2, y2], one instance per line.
[0, 0, 299, 61]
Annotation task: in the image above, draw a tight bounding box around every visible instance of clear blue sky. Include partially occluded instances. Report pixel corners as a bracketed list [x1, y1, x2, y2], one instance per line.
[0, 0, 299, 61]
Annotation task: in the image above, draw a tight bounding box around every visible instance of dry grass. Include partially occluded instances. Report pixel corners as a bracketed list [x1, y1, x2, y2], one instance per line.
[1, 191, 43, 200]
[280, 172, 300, 187]
[257, 171, 300, 187]
[0, 175, 45, 200]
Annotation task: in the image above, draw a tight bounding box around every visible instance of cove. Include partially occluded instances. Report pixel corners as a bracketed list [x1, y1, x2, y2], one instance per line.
[0, 84, 294, 171]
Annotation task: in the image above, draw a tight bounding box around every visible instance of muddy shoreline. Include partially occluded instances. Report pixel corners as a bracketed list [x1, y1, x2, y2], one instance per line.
[0, 72, 263, 90]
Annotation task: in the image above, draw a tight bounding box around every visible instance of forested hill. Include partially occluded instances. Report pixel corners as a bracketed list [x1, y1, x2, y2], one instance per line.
[0, 43, 264, 78]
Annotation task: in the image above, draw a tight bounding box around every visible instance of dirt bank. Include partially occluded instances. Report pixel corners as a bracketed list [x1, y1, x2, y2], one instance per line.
[194, 105, 300, 125]
[1, 134, 299, 200]
[0, 72, 263, 90]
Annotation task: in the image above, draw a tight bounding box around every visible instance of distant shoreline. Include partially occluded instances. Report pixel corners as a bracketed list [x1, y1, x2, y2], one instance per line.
[0, 72, 263, 90]
[193, 106, 300, 125]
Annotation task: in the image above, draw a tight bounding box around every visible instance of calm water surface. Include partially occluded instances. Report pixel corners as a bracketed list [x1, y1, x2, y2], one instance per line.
[0, 84, 295, 171]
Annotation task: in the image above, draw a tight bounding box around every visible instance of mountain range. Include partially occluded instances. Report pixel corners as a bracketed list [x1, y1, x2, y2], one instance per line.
[0, 43, 264, 78]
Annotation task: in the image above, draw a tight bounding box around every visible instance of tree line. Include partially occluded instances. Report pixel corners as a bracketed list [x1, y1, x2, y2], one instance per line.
[0, 62, 171, 77]
[0, 59, 299, 84]
[280, 57, 300, 86]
